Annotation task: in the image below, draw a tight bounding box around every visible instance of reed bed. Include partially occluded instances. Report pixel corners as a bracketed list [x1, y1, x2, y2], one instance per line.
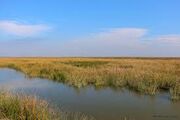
[0, 91, 96, 120]
[0, 92, 59, 120]
[0, 57, 179, 100]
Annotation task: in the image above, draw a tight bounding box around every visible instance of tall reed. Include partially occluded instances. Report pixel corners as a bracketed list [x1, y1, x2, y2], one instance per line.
[0, 57, 179, 100]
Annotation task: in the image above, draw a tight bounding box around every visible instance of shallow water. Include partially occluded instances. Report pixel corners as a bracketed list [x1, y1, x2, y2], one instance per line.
[0, 68, 179, 120]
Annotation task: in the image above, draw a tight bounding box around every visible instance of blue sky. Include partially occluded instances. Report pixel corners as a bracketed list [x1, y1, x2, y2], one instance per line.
[0, 0, 180, 57]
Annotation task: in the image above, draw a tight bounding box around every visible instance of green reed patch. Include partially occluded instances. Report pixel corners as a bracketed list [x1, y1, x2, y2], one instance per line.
[63, 61, 109, 68]
[6, 64, 21, 71]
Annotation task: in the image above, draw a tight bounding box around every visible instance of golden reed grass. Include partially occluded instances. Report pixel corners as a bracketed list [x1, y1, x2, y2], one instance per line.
[0, 92, 58, 120]
[0, 57, 179, 100]
[0, 91, 96, 120]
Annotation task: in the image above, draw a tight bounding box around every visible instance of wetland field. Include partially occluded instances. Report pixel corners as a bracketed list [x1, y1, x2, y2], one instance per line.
[0, 57, 180, 120]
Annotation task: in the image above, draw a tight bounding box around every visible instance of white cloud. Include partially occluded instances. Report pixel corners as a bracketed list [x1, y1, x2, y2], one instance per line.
[96, 28, 147, 39]
[155, 35, 180, 46]
[0, 27, 179, 57]
[63, 28, 147, 56]
[0, 20, 51, 36]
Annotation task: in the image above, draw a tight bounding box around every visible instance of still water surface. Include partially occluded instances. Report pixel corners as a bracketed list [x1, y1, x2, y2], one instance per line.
[0, 68, 179, 120]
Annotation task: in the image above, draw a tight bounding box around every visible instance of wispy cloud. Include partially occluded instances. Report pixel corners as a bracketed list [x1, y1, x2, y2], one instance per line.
[95, 28, 147, 39]
[0, 20, 51, 36]
[62, 28, 147, 56]
[155, 35, 180, 46]
[0, 27, 179, 57]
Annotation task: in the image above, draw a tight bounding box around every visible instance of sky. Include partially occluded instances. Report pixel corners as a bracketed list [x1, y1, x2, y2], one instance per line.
[0, 0, 180, 57]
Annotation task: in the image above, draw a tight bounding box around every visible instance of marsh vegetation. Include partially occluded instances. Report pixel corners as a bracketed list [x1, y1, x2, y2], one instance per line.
[0, 92, 58, 120]
[0, 91, 96, 120]
[0, 57, 179, 101]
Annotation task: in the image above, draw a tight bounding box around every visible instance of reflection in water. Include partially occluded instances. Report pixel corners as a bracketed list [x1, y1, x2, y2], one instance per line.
[0, 68, 180, 120]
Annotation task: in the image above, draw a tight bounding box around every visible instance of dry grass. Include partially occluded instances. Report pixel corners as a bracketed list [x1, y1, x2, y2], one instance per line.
[0, 92, 59, 120]
[0, 57, 179, 100]
[0, 91, 96, 120]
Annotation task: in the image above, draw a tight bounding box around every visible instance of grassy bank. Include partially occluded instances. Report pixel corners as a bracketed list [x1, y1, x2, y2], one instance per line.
[0, 92, 96, 120]
[0, 92, 58, 120]
[0, 57, 179, 100]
